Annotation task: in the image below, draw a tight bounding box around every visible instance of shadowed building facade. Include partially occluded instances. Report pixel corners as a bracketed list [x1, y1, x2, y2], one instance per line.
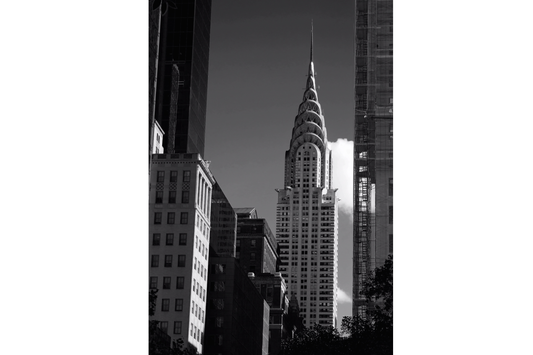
[275, 31, 339, 328]
[353, 0, 393, 317]
[204, 256, 269, 355]
[150, 0, 212, 155]
[209, 181, 237, 257]
[235, 208, 279, 275]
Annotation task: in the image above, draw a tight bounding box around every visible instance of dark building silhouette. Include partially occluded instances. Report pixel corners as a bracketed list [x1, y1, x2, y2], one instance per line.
[150, 0, 212, 155]
[353, 0, 393, 317]
[204, 255, 269, 355]
[209, 182, 238, 257]
[235, 208, 279, 275]
[249, 273, 291, 355]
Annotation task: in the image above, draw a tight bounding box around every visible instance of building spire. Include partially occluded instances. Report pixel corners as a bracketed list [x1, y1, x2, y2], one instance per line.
[310, 19, 314, 63]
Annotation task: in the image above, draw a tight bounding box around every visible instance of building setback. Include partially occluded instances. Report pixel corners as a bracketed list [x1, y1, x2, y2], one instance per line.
[353, 0, 393, 317]
[275, 32, 339, 328]
[149, 153, 214, 353]
[235, 208, 279, 275]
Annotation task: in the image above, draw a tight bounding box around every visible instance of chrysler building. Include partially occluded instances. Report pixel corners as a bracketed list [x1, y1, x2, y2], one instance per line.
[275, 28, 339, 328]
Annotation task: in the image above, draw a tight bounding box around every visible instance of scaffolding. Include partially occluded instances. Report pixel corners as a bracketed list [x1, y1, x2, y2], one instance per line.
[353, 0, 393, 318]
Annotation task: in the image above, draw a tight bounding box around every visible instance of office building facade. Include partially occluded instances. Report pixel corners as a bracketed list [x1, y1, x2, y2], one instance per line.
[149, 153, 214, 352]
[275, 35, 339, 328]
[151, 0, 212, 155]
[353, 0, 393, 317]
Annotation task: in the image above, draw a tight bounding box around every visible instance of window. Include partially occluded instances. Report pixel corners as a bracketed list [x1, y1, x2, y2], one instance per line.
[175, 299, 183, 311]
[389, 234, 393, 253]
[176, 277, 184, 289]
[179, 233, 187, 245]
[152, 233, 161, 246]
[389, 206, 393, 224]
[159, 321, 168, 333]
[181, 191, 190, 203]
[173, 321, 182, 334]
[214, 264, 225, 274]
[166, 233, 174, 246]
[151, 255, 159, 267]
[167, 212, 175, 224]
[180, 212, 188, 224]
[250, 239, 256, 248]
[149, 277, 157, 289]
[164, 255, 172, 267]
[163, 277, 171, 289]
[157, 171, 165, 182]
[389, 178, 393, 196]
[183, 170, 191, 182]
[178, 255, 186, 267]
[154, 212, 162, 225]
[155, 191, 163, 204]
[161, 299, 170, 312]
[170, 171, 178, 182]
[250, 253, 256, 261]
[168, 191, 176, 204]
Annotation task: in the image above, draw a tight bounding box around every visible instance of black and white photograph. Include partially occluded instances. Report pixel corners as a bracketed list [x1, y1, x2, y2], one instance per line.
[2, 1, 532, 354]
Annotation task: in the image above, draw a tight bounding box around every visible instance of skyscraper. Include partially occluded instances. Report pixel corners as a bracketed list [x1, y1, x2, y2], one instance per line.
[151, 0, 212, 155]
[353, 0, 393, 317]
[275, 30, 339, 328]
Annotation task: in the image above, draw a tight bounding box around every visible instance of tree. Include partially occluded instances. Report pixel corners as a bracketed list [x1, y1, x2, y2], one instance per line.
[279, 323, 350, 355]
[341, 255, 393, 355]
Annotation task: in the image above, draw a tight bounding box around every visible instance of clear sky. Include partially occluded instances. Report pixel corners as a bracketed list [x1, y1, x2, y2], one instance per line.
[204, 0, 356, 323]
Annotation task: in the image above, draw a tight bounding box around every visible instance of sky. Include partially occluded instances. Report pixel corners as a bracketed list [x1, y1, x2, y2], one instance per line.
[204, 0, 356, 322]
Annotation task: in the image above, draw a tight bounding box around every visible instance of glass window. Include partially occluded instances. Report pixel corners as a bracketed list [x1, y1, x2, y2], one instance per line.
[149, 277, 157, 289]
[152, 233, 160, 246]
[183, 170, 191, 182]
[178, 255, 186, 267]
[173, 321, 182, 334]
[163, 277, 171, 289]
[157, 171, 165, 182]
[155, 191, 163, 204]
[167, 212, 175, 224]
[164, 255, 172, 267]
[169, 191, 176, 203]
[154, 212, 162, 224]
[179, 233, 187, 245]
[170, 171, 178, 182]
[180, 212, 188, 224]
[182, 191, 190, 203]
[161, 299, 169, 312]
[176, 277, 184, 289]
[175, 299, 183, 311]
[166, 233, 174, 246]
[159, 321, 168, 333]
[151, 255, 159, 267]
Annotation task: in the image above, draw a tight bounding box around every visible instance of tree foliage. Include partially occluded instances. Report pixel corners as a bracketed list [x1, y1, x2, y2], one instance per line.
[279, 323, 350, 355]
[342, 255, 393, 355]
[149, 289, 198, 355]
[280, 256, 393, 355]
